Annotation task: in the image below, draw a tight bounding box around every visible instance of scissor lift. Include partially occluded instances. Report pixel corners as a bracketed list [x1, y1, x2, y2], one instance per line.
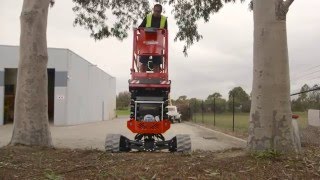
[105, 28, 191, 152]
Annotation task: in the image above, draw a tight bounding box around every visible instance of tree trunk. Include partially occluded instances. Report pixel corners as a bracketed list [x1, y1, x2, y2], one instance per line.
[10, 0, 52, 146]
[248, 0, 299, 152]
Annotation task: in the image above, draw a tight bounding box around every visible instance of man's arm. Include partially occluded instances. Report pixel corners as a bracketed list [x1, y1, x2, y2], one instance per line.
[139, 17, 147, 28]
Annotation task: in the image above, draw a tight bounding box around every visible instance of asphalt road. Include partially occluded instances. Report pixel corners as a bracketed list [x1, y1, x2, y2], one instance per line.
[0, 117, 246, 151]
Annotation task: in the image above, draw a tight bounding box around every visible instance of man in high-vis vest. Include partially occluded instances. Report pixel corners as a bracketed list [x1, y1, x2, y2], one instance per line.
[139, 4, 167, 73]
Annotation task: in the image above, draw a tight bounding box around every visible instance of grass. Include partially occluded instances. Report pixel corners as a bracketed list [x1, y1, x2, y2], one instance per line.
[192, 112, 249, 133]
[192, 111, 308, 134]
[251, 150, 283, 160]
[116, 109, 130, 116]
[116, 109, 309, 135]
[294, 111, 308, 128]
[44, 169, 63, 180]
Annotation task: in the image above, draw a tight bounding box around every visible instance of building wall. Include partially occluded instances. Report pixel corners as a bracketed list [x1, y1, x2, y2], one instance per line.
[0, 45, 21, 125]
[0, 45, 68, 69]
[0, 45, 69, 126]
[0, 45, 116, 126]
[65, 51, 116, 125]
[107, 77, 116, 119]
[51, 49, 69, 126]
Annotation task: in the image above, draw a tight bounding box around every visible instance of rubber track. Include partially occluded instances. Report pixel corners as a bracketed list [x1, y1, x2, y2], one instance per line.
[105, 134, 121, 152]
[176, 134, 191, 152]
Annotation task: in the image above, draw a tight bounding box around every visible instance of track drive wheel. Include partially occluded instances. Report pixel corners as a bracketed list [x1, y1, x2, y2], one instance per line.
[169, 134, 191, 153]
[105, 134, 131, 152]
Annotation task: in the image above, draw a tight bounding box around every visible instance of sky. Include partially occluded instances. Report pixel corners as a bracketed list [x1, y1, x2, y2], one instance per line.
[1, 0, 319, 100]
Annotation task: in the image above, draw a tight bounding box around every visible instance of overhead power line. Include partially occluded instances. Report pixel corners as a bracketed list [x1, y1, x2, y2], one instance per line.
[294, 69, 320, 80]
[293, 64, 320, 75]
[290, 87, 320, 96]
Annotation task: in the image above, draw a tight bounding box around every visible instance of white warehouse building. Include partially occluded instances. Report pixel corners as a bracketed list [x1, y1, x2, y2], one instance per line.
[0, 45, 116, 126]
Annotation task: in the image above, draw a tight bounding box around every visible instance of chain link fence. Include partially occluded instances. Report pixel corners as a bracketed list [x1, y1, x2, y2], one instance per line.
[188, 96, 250, 136]
[175, 87, 320, 137]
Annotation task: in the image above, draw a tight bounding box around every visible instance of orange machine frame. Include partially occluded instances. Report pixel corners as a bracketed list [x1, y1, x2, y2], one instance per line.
[128, 28, 171, 134]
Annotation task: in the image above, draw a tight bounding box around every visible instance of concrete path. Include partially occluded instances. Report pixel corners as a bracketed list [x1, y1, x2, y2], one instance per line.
[0, 117, 246, 151]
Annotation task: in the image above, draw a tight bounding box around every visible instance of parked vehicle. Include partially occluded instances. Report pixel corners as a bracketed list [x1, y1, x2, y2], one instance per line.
[167, 105, 182, 123]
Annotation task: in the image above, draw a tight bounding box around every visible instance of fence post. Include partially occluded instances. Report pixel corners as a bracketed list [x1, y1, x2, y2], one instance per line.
[232, 94, 235, 132]
[213, 98, 216, 126]
[194, 101, 197, 122]
[202, 101, 204, 123]
[189, 103, 193, 122]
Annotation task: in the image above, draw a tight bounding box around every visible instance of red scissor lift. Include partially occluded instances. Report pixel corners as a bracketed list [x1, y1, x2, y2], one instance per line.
[105, 28, 191, 152]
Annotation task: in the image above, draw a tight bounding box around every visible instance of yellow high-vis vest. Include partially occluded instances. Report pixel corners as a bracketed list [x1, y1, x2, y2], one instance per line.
[146, 14, 167, 28]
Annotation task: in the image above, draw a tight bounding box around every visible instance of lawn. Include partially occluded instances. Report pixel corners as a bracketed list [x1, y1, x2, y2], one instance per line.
[116, 109, 130, 116]
[116, 109, 308, 137]
[191, 111, 308, 135]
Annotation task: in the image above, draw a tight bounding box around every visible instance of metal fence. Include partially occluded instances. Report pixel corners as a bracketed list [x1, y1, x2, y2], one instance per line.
[182, 87, 320, 134]
[187, 95, 250, 134]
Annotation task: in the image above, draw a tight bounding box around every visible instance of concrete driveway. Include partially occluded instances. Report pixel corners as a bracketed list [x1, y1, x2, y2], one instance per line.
[0, 117, 246, 151]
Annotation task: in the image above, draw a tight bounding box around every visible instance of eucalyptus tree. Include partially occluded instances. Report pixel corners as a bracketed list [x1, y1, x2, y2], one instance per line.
[248, 0, 299, 152]
[11, 0, 54, 146]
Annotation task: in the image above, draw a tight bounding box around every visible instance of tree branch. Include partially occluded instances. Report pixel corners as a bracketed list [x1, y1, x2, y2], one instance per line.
[284, 0, 294, 9]
[49, 0, 55, 7]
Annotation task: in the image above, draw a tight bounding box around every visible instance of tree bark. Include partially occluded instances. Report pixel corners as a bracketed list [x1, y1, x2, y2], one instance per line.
[248, 0, 299, 152]
[10, 0, 52, 146]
